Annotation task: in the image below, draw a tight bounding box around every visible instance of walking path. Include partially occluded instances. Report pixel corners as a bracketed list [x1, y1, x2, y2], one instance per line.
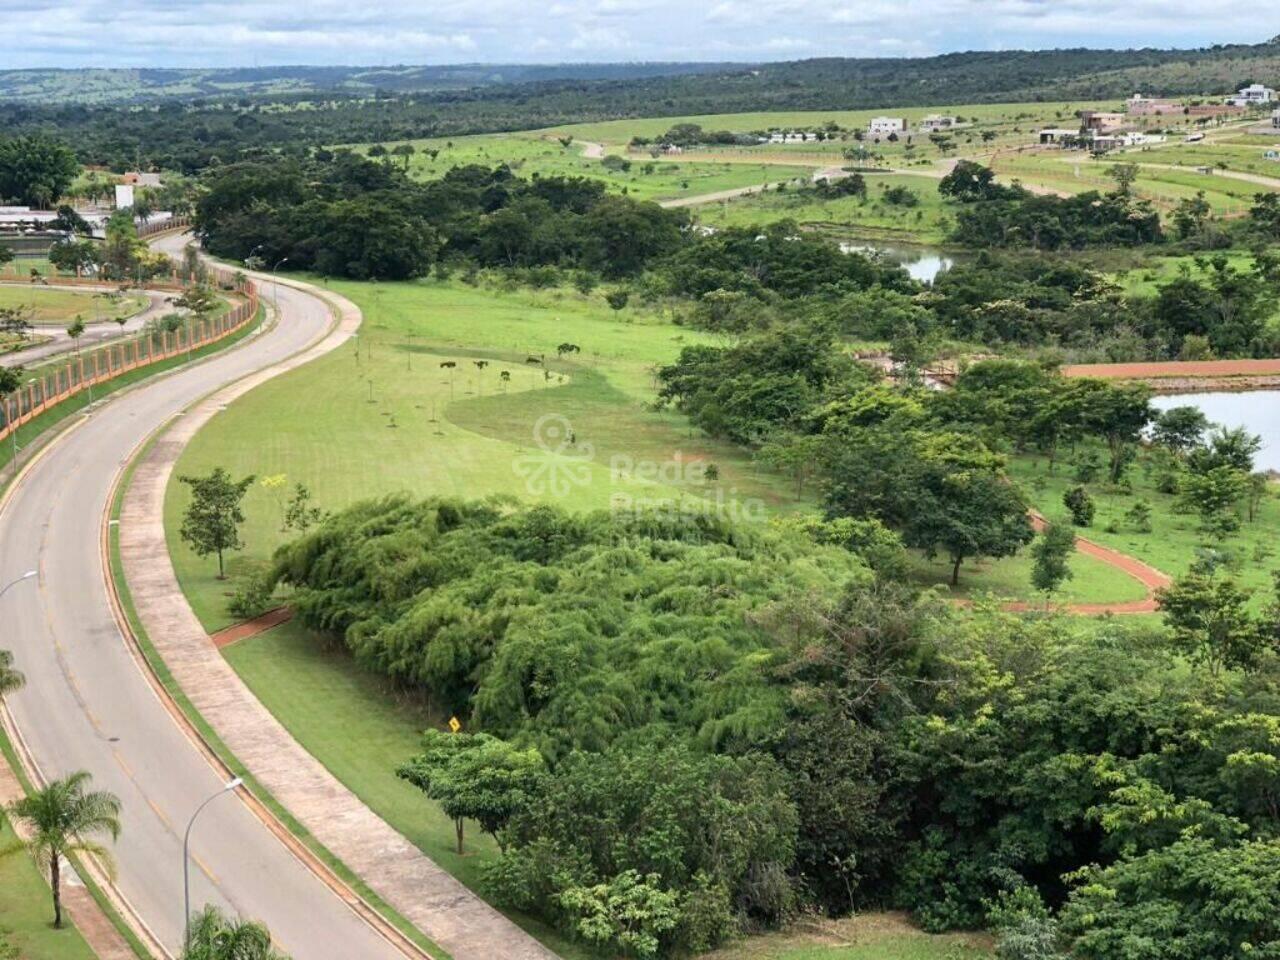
[1016, 512, 1171, 615]
[210, 606, 293, 648]
[119, 274, 556, 960]
[0, 282, 172, 368]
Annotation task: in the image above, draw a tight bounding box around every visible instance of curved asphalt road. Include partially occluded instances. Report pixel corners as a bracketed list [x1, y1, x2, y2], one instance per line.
[0, 235, 402, 960]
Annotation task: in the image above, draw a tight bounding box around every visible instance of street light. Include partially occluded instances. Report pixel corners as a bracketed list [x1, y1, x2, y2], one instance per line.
[270, 258, 289, 314]
[0, 570, 37, 601]
[182, 776, 242, 946]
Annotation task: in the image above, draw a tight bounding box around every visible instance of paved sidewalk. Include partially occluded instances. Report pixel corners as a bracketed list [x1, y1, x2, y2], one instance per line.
[118, 278, 557, 960]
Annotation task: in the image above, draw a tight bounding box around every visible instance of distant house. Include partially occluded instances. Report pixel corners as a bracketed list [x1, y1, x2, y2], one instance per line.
[867, 116, 907, 136]
[1089, 131, 1166, 153]
[1125, 94, 1180, 116]
[1039, 128, 1082, 145]
[919, 115, 958, 131]
[767, 132, 812, 144]
[1227, 83, 1275, 106]
[1080, 111, 1126, 133]
[122, 171, 163, 187]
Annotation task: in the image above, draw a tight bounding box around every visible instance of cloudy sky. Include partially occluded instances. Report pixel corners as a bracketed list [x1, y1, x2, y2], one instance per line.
[5, 0, 1273, 68]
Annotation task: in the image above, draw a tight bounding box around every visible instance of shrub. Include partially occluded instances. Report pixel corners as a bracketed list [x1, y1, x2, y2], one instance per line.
[1063, 486, 1095, 527]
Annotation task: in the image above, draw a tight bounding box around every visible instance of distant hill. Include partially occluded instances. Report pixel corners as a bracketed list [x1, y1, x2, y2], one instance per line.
[3, 40, 1280, 107]
[5, 38, 1280, 173]
[0, 63, 737, 104]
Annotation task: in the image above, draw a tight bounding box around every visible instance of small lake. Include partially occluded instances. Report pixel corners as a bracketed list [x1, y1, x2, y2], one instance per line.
[1151, 391, 1280, 472]
[839, 241, 956, 283]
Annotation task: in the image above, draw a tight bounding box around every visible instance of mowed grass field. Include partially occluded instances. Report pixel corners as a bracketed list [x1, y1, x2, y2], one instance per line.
[1009, 447, 1280, 605]
[166, 277, 809, 630]
[0, 814, 98, 960]
[0, 285, 147, 326]
[692, 172, 955, 242]
[357, 133, 813, 203]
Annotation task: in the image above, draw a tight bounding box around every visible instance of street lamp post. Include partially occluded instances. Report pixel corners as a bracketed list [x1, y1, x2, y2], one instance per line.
[270, 259, 288, 314]
[0, 570, 37, 601]
[182, 777, 242, 946]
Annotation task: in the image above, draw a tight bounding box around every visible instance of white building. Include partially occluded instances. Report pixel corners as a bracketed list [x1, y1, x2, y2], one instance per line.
[867, 116, 907, 136]
[767, 132, 812, 144]
[1227, 83, 1275, 106]
[919, 115, 958, 131]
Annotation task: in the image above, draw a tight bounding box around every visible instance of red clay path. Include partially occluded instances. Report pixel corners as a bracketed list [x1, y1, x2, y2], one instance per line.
[1062, 358, 1280, 380]
[1011, 512, 1171, 615]
[210, 605, 294, 648]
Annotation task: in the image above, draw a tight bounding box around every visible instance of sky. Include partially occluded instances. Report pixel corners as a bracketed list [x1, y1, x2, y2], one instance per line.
[2, 0, 1274, 68]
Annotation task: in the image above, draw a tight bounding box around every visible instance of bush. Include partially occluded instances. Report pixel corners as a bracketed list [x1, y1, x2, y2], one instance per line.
[1063, 486, 1095, 527]
[227, 572, 276, 620]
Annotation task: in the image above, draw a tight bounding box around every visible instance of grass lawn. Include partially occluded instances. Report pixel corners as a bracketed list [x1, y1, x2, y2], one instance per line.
[356, 133, 813, 203]
[700, 913, 991, 960]
[1008, 446, 1280, 605]
[0, 285, 147, 326]
[166, 277, 809, 631]
[0, 814, 98, 960]
[910, 545, 1148, 604]
[692, 173, 955, 242]
[222, 620, 593, 960]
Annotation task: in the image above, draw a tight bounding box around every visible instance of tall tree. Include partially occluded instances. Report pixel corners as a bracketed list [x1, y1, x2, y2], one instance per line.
[0, 649, 24, 700]
[182, 905, 287, 960]
[0, 134, 78, 207]
[178, 468, 255, 579]
[7, 771, 121, 928]
[1030, 522, 1076, 596]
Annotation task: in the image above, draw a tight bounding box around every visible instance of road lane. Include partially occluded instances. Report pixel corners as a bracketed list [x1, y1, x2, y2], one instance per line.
[0, 247, 403, 959]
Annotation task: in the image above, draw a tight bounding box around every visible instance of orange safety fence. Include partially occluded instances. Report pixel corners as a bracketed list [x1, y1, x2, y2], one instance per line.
[1, 257, 259, 446]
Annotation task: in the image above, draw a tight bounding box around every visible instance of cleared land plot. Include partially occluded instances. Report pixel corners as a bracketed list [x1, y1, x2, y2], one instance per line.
[691, 173, 956, 241]
[0, 285, 147, 325]
[357, 133, 813, 202]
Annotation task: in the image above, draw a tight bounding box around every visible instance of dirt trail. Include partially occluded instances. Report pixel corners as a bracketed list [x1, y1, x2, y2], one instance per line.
[1013, 512, 1171, 616]
[211, 606, 295, 648]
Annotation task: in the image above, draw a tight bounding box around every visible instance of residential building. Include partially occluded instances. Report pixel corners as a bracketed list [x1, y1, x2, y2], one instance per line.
[867, 116, 907, 136]
[1227, 83, 1275, 106]
[1039, 127, 1082, 145]
[919, 114, 958, 131]
[1126, 94, 1179, 116]
[1080, 111, 1126, 133]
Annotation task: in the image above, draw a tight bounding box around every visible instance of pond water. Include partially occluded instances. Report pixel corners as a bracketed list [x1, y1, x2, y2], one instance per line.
[839, 241, 956, 283]
[1151, 391, 1280, 472]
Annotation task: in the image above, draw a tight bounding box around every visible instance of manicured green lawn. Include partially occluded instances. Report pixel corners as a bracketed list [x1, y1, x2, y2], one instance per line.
[1008, 446, 1280, 604]
[166, 277, 809, 631]
[357, 133, 813, 203]
[693, 173, 955, 242]
[222, 620, 593, 959]
[910, 544, 1148, 604]
[0, 814, 98, 960]
[0, 285, 147, 326]
[700, 913, 991, 960]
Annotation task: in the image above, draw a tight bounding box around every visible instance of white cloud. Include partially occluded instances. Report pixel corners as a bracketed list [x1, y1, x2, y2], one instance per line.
[0, 0, 1268, 68]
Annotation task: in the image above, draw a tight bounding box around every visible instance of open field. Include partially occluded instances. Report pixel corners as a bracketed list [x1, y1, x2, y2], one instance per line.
[0, 814, 98, 960]
[691, 172, 955, 241]
[0, 285, 147, 326]
[701, 914, 991, 960]
[360, 133, 814, 202]
[166, 277, 809, 630]
[1009, 446, 1280, 606]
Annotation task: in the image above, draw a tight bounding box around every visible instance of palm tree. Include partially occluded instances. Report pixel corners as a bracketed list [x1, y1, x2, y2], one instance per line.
[0, 649, 23, 699]
[8, 771, 121, 927]
[183, 905, 288, 959]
